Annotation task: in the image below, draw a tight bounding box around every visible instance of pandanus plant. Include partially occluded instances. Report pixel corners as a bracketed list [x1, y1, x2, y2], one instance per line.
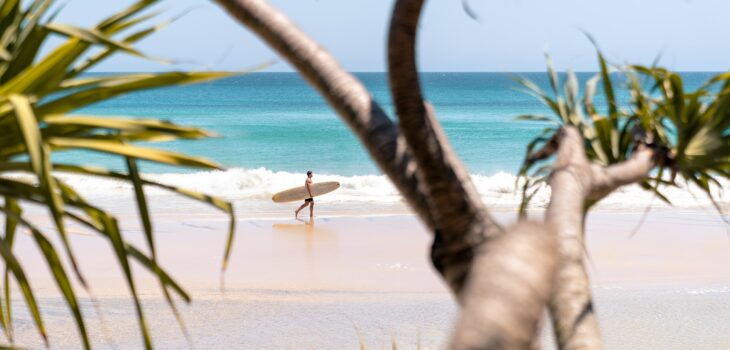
[0, 0, 242, 348]
[516, 48, 730, 348]
[518, 50, 730, 214]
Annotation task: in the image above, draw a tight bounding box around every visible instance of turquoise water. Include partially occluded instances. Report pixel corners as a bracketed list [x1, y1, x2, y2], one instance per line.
[61, 72, 716, 176]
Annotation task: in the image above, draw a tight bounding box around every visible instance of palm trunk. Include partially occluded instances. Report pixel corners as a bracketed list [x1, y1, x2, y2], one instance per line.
[450, 221, 557, 350]
[544, 127, 657, 349]
[388, 0, 501, 294]
[544, 127, 602, 350]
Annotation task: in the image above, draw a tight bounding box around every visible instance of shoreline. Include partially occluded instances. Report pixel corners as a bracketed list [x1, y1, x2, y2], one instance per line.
[30, 192, 729, 222]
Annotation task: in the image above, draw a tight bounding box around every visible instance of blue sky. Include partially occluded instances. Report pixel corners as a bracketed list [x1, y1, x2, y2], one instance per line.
[54, 0, 730, 72]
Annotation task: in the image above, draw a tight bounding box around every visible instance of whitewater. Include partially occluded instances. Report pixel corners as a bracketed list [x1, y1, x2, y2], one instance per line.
[40, 168, 730, 216]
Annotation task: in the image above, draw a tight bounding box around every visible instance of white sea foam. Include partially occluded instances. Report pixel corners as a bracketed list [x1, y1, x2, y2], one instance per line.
[686, 286, 730, 295]
[7, 167, 730, 211]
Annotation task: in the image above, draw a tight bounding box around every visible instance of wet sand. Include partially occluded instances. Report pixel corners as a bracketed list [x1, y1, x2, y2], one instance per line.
[7, 209, 730, 349]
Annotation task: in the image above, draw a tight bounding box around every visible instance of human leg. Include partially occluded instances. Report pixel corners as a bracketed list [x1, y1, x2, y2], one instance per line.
[295, 202, 307, 218]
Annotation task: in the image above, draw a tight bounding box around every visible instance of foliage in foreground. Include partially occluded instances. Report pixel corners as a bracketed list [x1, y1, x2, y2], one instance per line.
[518, 48, 730, 214]
[0, 0, 242, 348]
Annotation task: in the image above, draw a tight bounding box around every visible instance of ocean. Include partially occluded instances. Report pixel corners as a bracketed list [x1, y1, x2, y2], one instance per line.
[51, 72, 726, 215]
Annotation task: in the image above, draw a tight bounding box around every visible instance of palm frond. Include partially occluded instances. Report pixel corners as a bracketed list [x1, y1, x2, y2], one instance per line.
[518, 47, 730, 213]
[0, 0, 253, 348]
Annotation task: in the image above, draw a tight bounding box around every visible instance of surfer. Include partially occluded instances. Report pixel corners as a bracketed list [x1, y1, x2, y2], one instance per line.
[295, 170, 314, 218]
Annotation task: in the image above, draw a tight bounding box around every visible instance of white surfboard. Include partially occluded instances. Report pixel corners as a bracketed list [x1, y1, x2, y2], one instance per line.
[271, 181, 340, 203]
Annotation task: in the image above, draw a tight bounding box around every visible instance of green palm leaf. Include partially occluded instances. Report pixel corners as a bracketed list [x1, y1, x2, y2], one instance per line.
[0, 232, 46, 346]
[0, 0, 248, 348]
[519, 46, 730, 214]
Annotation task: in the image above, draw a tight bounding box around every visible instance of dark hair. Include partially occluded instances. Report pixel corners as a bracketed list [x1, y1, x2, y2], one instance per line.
[306, 170, 312, 175]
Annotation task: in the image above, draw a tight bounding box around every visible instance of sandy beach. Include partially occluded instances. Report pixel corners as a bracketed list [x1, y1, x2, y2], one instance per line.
[2, 0, 729, 347]
[6, 203, 730, 349]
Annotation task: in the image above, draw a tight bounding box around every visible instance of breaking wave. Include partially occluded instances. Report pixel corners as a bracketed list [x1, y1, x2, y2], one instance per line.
[32, 167, 728, 211]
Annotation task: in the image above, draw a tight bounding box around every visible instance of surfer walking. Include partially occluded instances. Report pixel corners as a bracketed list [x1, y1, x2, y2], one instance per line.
[295, 170, 314, 218]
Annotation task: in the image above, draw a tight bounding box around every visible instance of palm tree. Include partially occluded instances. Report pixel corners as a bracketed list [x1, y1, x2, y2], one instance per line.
[214, 0, 730, 349]
[0, 0, 241, 348]
[517, 53, 730, 349]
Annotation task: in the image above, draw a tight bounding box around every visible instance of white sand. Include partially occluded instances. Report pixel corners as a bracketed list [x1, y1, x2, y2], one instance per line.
[5, 207, 730, 349]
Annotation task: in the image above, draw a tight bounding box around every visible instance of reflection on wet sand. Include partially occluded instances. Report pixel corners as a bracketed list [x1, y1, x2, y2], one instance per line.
[272, 217, 316, 233]
[272, 217, 337, 251]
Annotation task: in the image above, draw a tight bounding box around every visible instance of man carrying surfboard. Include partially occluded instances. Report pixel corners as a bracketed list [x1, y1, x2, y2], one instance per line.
[272, 172, 338, 214]
[295, 170, 314, 218]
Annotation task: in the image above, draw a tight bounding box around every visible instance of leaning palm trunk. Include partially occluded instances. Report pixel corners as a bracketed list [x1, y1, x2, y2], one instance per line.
[451, 221, 557, 350]
[387, 0, 502, 294]
[533, 127, 657, 349]
[544, 128, 603, 349]
[214, 0, 555, 347]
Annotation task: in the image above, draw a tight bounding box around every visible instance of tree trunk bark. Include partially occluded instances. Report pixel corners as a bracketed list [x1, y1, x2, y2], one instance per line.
[543, 127, 658, 349]
[450, 221, 557, 350]
[545, 127, 601, 350]
[388, 0, 501, 294]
